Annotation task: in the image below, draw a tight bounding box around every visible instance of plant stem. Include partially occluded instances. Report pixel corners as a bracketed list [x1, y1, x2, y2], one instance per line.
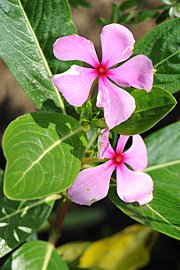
[49, 198, 71, 246]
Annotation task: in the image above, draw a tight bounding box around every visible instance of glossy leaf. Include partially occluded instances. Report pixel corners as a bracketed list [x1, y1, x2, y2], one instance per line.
[6, 240, 69, 270]
[145, 122, 180, 196]
[3, 112, 87, 200]
[134, 18, 180, 94]
[0, 0, 76, 112]
[22, 0, 77, 74]
[113, 87, 176, 135]
[109, 122, 180, 239]
[79, 225, 157, 270]
[0, 172, 55, 258]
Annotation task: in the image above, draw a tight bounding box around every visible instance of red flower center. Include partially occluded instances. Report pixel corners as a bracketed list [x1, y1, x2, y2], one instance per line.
[113, 153, 124, 166]
[96, 65, 108, 76]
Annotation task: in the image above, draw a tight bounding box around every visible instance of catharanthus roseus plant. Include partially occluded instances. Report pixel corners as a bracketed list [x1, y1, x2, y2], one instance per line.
[68, 129, 153, 205]
[0, 0, 179, 269]
[52, 23, 153, 129]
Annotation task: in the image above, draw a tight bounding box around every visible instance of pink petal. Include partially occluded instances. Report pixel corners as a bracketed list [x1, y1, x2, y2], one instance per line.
[53, 34, 99, 67]
[116, 164, 153, 205]
[124, 135, 148, 171]
[98, 129, 115, 159]
[108, 55, 153, 92]
[52, 65, 97, 106]
[97, 77, 136, 129]
[68, 161, 115, 206]
[100, 24, 135, 68]
[116, 135, 130, 154]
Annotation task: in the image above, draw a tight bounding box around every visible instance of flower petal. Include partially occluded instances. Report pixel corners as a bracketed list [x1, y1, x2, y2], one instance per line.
[98, 129, 115, 158]
[97, 77, 136, 129]
[116, 164, 153, 205]
[52, 65, 97, 106]
[53, 34, 99, 67]
[100, 24, 135, 68]
[116, 135, 130, 154]
[124, 135, 148, 171]
[68, 161, 115, 206]
[108, 55, 153, 92]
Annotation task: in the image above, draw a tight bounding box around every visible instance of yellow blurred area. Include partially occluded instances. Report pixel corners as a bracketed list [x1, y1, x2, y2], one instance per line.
[58, 224, 158, 270]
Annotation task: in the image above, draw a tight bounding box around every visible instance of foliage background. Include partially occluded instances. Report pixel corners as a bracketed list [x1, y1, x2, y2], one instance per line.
[0, 0, 179, 269]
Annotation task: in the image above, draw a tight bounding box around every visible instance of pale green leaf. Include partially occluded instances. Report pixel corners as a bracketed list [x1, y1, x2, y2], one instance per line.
[3, 112, 87, 200]
[57, 242, 90, 265]
[6, 240, 69, 270]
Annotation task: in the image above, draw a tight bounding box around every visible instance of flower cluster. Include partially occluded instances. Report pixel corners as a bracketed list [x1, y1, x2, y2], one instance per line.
[52, 23, 154, 206]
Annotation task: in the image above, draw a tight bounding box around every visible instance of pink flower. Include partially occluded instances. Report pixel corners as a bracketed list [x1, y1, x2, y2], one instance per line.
[68, 129, 153, 206]
[52, 24, 153, 129]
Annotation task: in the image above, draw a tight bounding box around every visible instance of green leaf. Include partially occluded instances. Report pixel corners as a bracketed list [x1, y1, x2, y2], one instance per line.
[113, 87, 176, 135]
[3, 112, 87, 200]
[6, 240, 69, 270]
[145, 122, 180, 196]
[120, 0, 142, 11]
[68, 0, 91, 8]
[109, 122, 180, 239]
[0, 172, 55, 258]
[79, 225, 157, 270]
[134, 18, 180, 94]
[109, 185, 180, 240]
[111, 4, 121, 23]
[132, 10, 157, 24]
[0, 0, 76, 112]
[22, 0, 77, 74]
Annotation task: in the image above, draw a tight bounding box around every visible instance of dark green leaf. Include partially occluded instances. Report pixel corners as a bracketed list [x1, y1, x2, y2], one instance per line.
[111, 4, 121, 23]
[120, 0, 142, 11]
[113, 87, 176, 135]
[22, 0, 77, 74]
[0, 172, 55, 258]
[69, 0, 91, 8]
[118, 12, 134, 23]
[109, 122, 180, 239]
[3, 112, 87, 200]
[134, 18, 180, 94]
[6, 240, 69, 270]
[0, 0, 76, 112]
[155, 9, 169, 24]
[132, 10, 157, 24]
[109, 185, 180, 240]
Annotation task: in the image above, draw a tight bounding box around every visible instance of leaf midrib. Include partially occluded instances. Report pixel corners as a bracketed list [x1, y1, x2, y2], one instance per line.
[133, 99, 175, 114]
[41, 243, 54, 270]
[0, 194, 60, 222]
[7, 127, 82, 188]
[146, 204, 180, 233]
[17, 0, 66, 113]
[145, 159, 179, 172]
[154, 49, 180, 69]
